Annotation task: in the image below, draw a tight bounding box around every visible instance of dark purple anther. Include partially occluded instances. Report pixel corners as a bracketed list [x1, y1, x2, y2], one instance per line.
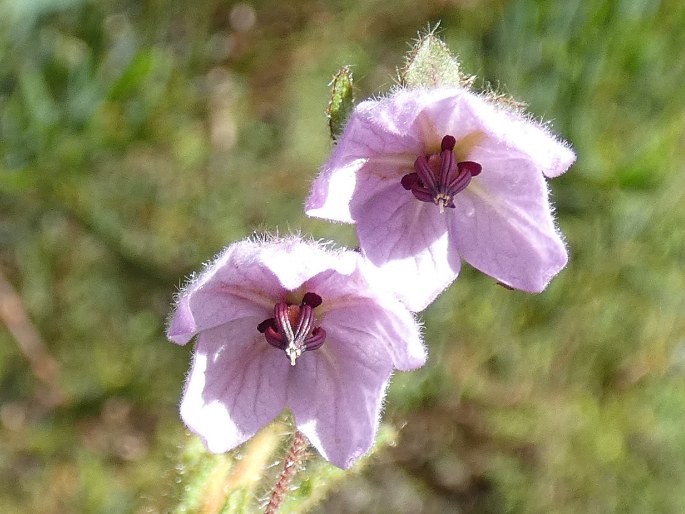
[401, 135, 482, 213]
[257, 292, 326, 366]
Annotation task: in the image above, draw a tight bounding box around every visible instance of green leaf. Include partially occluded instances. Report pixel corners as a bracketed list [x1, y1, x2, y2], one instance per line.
[326, 66, 354, 142]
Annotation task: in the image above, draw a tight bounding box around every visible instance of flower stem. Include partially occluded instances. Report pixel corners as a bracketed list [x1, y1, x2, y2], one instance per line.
[265, 430, 309, 514]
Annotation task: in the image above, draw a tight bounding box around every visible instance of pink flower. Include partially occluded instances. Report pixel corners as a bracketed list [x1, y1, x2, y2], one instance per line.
[306, 87, 575, 311]
[167, 236, 426, 469]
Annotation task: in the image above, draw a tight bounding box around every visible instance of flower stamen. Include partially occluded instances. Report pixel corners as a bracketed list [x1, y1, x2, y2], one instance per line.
[401, 134, 482, 211]
[257, 292, 326, 366]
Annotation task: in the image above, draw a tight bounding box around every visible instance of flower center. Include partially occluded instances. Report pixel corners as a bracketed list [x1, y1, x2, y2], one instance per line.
[257, 292, 326, 366]
[401, 135, 482, 213]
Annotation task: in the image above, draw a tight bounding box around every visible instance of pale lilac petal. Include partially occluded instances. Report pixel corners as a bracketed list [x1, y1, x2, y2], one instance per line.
[167, 242, 278, 343]
[321, 302, 425, 370]
[483, 104, 576, 178]
[449, 143, 567, 292]
[335, 91, 429, 162]
[256, 238, 357, 291]
[167, 294, 196, 345]
[306, 88, 498, 224]
[169, 238, 353, 343]
[305, 158, 364, 223]
[351, 177, 460, 311]
[180, 319, 289, 453]
[307, 263, 427, 369]
[421, 88, 575, 177]
[502, 114, 576, 178]
[413, 89, 495, 148]
[186, 281, 273, 341]
[306, 92, 430, 222]
[306, 89, 478, 223]
[288, 327, 393, 469]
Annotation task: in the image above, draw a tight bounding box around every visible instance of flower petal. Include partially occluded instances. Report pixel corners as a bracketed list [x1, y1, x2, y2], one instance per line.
[494, 107, 576, 178]
[306, 91, 434, 223]
[450, 143, 568, 292]
[307, 264, 427, 370]
[168, 238, 353, 344]
[288, 328, 393, 469]
[351, 178, 460, 311]
[306, 89, 477, 224]
[305, 158, 365, 223]
[421, 88, 575, 177]
[167, 293, 196, 345]
[167, 242, 279, 343]
[255, 237, 357, 291]
[180, 319, 289, 453]
[322, 301, 425, 370]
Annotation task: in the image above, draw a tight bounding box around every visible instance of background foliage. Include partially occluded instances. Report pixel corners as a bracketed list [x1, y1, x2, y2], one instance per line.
[1, 0, 684, 512]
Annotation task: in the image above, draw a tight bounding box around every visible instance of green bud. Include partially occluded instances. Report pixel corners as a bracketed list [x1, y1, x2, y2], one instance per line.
[401, 31, 470, 89]
[326, 66, 354, 142]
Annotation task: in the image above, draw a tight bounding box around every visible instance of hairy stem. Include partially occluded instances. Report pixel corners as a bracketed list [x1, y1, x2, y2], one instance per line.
[265, 431, 309, 514]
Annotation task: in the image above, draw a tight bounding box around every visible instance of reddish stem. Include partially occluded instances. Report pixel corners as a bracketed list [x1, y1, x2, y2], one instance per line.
[265, 431, 309, 514]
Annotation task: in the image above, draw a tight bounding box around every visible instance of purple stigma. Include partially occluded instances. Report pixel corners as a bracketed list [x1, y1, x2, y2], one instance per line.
[401, 135, 482, 213]
[257, 292, 326, 366]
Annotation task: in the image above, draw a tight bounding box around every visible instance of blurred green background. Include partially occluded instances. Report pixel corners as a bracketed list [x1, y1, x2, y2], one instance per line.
[1, 0, 684, 512]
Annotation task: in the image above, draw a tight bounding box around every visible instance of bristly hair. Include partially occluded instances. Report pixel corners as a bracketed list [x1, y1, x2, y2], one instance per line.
[481, 81, 528, 113]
